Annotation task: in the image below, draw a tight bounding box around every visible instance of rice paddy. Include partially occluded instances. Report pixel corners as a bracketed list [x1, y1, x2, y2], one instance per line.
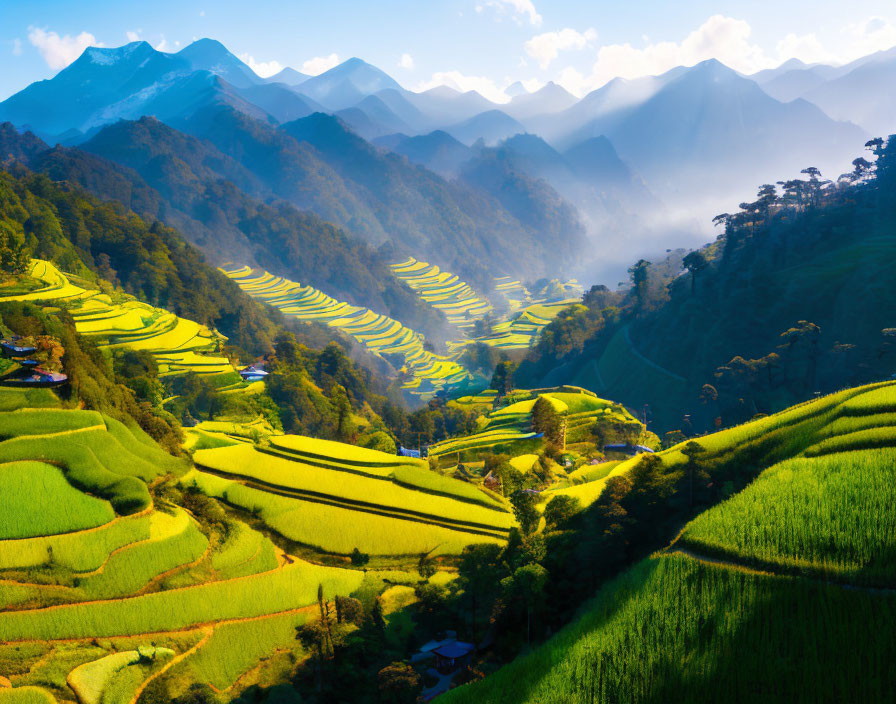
[0, 260, 236, 378]
[390, 257, 492, 329]
[429, 386, 638, 459]
[443, 382, 896, 704]
[184, 433, 513, 555]
[221, 266, 473, 397]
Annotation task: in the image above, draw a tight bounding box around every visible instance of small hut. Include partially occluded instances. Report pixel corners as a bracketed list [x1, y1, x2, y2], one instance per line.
[433, 641, 475, 674]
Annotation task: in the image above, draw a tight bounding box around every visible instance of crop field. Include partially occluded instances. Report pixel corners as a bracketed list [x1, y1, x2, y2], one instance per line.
[0, 557, 362, 642]
[185, 435, 513, 554]
[222, 266, 472, 398]
[442, 553, 896, 704]
[184, 468, 504, 556]
[544, 380, 896, 507]
[429, 387, 639, 460]
[67, 647, 173, 704]
[0, 687, 58, 703]
[0, 260, 236, 378]
[183, 416, 280, 451]
[177, 610, 307, 691]
[390, 257, 492, 328]
[445, 382, 896, 704]
[680, 447, 896, 585]
[0, 461, 115, 539]
[75, 508, 210, 600]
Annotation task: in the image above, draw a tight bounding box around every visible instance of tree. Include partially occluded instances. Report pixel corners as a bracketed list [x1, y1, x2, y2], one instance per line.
[531, 396, 563, 445]
[627, 259, 651, 311]
[543, 494, 580, 530]
[417, 551, 436, 580]
[682, 250, 708, 295]
[457, 543, 503, 640]
[681, 441, 707, 509]
[510, 490, 540, 535]
[490, 359, 517, 396]
[350, 547, 369, 566]
[377, 662, 421, 704]
[334, 595, 364, 625]
[370, 596, 387, 640]
[0, 222, 31, 275]
[756, 183, 778, 222]
[501, 563, 548, 643]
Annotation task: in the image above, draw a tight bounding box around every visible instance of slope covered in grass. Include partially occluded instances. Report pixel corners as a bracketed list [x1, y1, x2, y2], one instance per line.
[444, 382, 896, 703]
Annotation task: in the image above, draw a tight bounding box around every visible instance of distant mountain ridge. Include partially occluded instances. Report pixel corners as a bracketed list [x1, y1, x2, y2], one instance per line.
[1, 37, 892, 289]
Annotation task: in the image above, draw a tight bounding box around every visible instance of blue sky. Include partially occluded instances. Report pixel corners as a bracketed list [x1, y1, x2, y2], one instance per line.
[2, 0, 895, 100]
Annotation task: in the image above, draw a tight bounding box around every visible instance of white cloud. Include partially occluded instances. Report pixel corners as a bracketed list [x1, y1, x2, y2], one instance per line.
[126, 30, 140, 43]
[479, 0, 542, 27]
[28, 27, 101, 70]
[775, 33, 837, 66]
[525, 27, 596, 69]
[553, 15, 780, 96]
[416, 70, 510, 103]
[398, 53, 415, 70]
[155, 36, 169, 52]
[520, 77, 544, 92]
[239, 53, 285, 78]
[301, 53, 340, 75]
[842, 16, 896, 60]
[11, 38, 22, 56]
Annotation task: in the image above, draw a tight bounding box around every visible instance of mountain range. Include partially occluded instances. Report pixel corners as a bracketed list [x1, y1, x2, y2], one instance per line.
[0, 37, 892, 289]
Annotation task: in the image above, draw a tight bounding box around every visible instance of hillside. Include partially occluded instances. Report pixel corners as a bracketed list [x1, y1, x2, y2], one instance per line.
[519, 136, 896, 432]
[442, 381, 896, 703]
[0, 40, 589, 290]
[0, 121, 449, 344]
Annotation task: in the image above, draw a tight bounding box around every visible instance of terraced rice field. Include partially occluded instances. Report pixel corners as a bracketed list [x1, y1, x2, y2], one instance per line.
[0, 261, 234, 377]
[545, 380, 896, 508]
[443, 384, 896, 704]
[0, 397, 375, 702]
[390, 257, 492, 329]
[221, 266, 472, 397]
[448, 277, 584, 353]
[185, 434, 513, 555]
[429, 387, 636, 460]
[183, 416, 281, 451]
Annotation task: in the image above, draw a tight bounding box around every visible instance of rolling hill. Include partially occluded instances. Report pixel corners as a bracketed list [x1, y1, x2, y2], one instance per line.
[442, 381, 896, 703]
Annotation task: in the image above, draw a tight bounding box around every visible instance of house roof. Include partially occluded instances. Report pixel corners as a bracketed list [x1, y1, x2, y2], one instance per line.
[433, 641, 474, 659]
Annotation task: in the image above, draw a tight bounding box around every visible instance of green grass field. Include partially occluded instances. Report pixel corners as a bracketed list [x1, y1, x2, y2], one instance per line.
[680, 447, 896, 585]
[0, 461, 115, 539]
[442, 553, 896, 704]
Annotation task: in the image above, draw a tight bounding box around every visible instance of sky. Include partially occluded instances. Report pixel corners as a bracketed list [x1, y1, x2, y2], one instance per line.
[2, 0, 896, 101]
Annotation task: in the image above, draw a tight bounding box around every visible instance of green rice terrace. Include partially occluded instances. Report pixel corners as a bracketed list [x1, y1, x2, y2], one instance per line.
[389, 258, 492, 331]
[443, 380, 896, 703]
[1, 367, 895, 701]
[0, 387, 482, 703]
[221, 266, 473, 398]
[428, 386, 649, 461]
[0, 261, 234, 378]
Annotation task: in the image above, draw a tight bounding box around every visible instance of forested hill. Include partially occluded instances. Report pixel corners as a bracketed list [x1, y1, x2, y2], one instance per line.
[0, 121, 448, 345]
[517, 137, 896, 433]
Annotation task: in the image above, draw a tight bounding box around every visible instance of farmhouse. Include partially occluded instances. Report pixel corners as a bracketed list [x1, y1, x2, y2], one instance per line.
[433, 641, 475, 673]
[239, 365, 269, 382]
